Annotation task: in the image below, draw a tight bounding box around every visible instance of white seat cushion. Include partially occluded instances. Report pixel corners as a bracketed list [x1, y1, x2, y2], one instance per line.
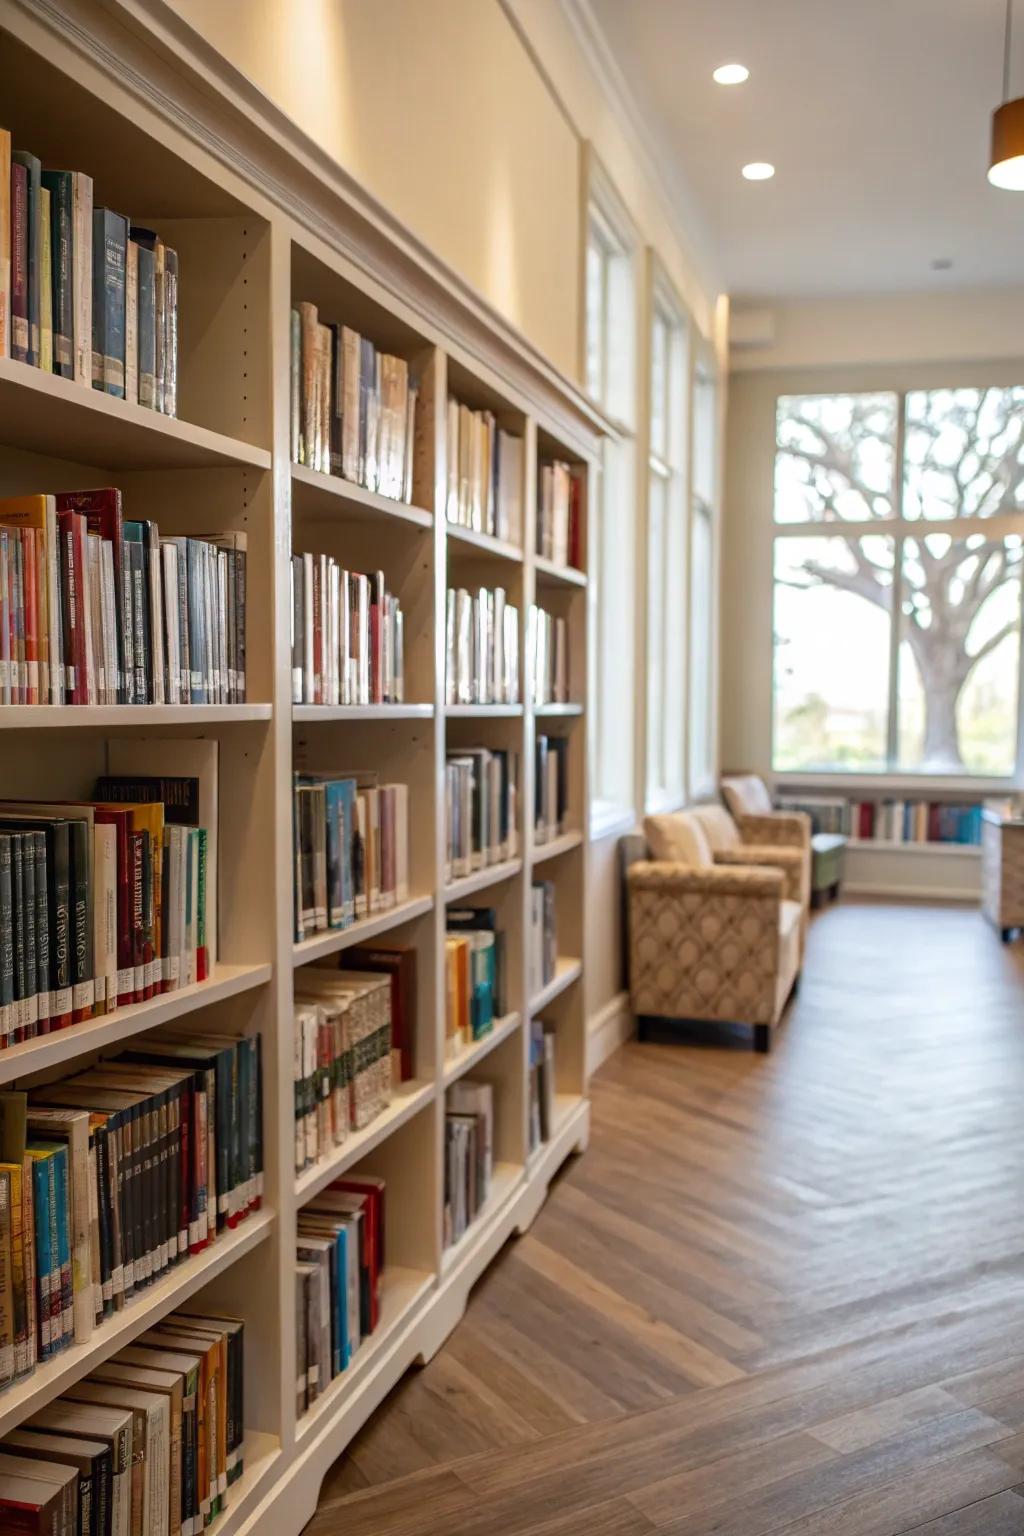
[777, 898, 802, 999]
[644, 811, 712, 868]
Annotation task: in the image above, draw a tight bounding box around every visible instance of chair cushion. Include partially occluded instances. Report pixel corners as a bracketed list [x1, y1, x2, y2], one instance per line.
[811, 832, 847, 854]
[778, 898, 802, 942]
[690, 804, 741, 853]
[723, 774, 773, 818]
[777, 898, 802, 1001]
[643, 811, 712, 868]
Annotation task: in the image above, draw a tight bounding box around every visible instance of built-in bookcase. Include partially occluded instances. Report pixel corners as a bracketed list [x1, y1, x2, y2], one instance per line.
[0, 2, 599, 1529]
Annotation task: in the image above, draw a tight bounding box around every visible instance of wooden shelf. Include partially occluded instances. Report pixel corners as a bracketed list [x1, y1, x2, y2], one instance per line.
[534, 554, 587, 589]
[528, 1095, 588, 1179]
[213, 1433, 282, 1536]
[444, 1012, 522, 1086]
[535, 702, 584, 718]
[0, 356, 271, 470]
[530, 957, 583, 1015]
[0, 963, 273, 1087]
[445, 521, 524, 564]
[291, 462, 433, 530]
[532, 830, 584, 865]
[295, 1080, 436, 1202]
[441, 1162, 524, 1278]
[0, 1208, 274, 1439]
[293, 895, 435, 965]
[444, 858, 522, 903]
[292, 703, 434, 723]
[295, 1267, 435, 1443]
[445, 703, 524, 718]
[0, 704, 272, 730]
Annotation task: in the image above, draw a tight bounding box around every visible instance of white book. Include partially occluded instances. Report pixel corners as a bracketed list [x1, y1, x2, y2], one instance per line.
[124, 238, 138, 405]
[161, 543, 181, 704]
[302, 550, 314, 703]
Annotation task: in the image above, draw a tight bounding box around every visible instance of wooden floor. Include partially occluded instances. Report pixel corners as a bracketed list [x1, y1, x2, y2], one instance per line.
[307, 900, 1024, 1535]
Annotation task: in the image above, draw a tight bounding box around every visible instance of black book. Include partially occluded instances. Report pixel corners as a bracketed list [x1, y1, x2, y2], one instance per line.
[11, 151, 41, 367]
[65, 817, 92, 1025]
[10, 834, 28, 1042]
[132, 236, 156, 409]
[19, 830, 37, 1040]
[0, 837, 13, 1043]
[1, 1427, 111, 1536]
[91, 207, 127, 397]
[0, 818, 71, 1032]
[39, 171, 74, 379]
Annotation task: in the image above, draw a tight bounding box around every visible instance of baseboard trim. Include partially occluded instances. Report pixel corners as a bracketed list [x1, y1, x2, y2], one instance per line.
[587, 991, 633, 1074]
[844, 883, 979, 902]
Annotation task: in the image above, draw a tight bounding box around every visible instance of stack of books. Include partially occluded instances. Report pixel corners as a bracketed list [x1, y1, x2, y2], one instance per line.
[529, 604, 569, 707]
[445, 399, 523, 543]
[443, 1081, 493, 1247]
[0, 743, 220, 1042]
[292, 773, 410, 941]
[1, 130, 179, 410]
[445, 907, 504, 1058]
[0, 491, 247, 707]
[529, 1019, 556, 1153]
[295, 1175, 384, 1417]
[290, 556, 403, 706]
[534, 735, 569, 844]
[0, 1034, 260, 1380]
[290, 304, 418, 505]
[536, 459, 582, 569]
[0, 1306, 245, 1531]
[444, 748, 517, 883]
[529, 879, 557, 999]
[445, 587, 519, 706]
[293, 968, 395, 1175]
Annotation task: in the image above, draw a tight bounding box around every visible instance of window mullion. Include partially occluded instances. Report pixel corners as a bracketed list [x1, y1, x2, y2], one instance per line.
[886, 394, 908, 769]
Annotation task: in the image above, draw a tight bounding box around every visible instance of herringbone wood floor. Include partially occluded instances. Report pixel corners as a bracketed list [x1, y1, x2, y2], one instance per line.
[307, 900, 1024, 1535]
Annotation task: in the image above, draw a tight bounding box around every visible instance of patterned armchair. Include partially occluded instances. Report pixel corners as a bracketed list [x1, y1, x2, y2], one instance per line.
[623, 811, 802, 1053]
[690, 802, 810, 942]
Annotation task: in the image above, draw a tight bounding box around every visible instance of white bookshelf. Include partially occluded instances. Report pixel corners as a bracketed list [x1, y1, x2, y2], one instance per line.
[0, 3, 599, 1530]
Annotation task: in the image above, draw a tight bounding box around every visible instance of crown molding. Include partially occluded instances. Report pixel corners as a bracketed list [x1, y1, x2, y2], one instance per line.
[554, 0, 722, 307]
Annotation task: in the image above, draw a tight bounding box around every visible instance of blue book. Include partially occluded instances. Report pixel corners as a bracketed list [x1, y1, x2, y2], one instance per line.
[334, 1224, 349, 1368]
[91, 207, 127, 396]
[27, 1149, 53, 1359]
[322, 781, 346, 930]
[48, 1143, 72, 1348]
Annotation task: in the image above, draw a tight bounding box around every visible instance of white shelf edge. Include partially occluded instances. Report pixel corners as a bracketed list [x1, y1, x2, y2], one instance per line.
[445, 521, 524, 563]
[443, 859, 522, 903]
[290, 461, 434, 529]
[209, 1433, 282, 1536]
[534, 555, 587, 589]
[445, 704, 524, 719]
[0, 704, 272, 729]
[0, 1209, 275, 1438]
[0, 963, 273, 1086]
[440, 1162, 525, 1279]
[534, 702, 584, 718]
[443, 1013, 522, 1086]
[295, 1267, 436, 1443]
[295, 1080, 436, 1202]
[293, 895, 434, 965]
[292, 704, 434, 723]
[527, 1095, 589, 1181]
[529, 958, 583, 1015]
[531, 830, 583, 865]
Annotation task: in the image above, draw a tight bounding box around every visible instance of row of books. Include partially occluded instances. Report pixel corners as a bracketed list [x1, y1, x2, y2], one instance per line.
[445, 399, 523, 544]
[777, 794, 983, 845]
[295, 1174, 384, 1418]
[529, 1019, 557, 1154]
[290, 555, 403, 707]
[536, 460, 582, 571]
[0, 1030, 260, 1389]
[293, 967, 396, 1176]
[293, 773, 410, 942]
[1, 132, 178, 411]
[528, 880, 557, 1001]
[0, 1306, 244, 1534]
[535, 735, 569, 844]
[0, 491, 246, 707]
[529, 604, 570, 707]
[443, 1081, 493, 1248]
[445, 587, 519, 707]
[290, 303, 418, 506]
[445, 907, 506, 1059]
[0, 746, 219, 1043]
[445, 748, 518, 884]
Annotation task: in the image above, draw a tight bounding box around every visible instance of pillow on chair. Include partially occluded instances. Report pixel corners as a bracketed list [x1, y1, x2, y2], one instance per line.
[722, 774, 773, 819]
[643, 812, 712, 867]
[690, 804, 741, 852]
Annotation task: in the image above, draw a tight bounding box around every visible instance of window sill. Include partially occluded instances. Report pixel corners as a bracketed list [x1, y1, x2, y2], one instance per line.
[772, 770, 1019, 795]
[644, 789, 687, 818]
[589, 803, 637, 842]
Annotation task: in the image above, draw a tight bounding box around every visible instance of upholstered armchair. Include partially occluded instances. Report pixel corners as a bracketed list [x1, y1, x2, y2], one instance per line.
[690, 802, 811, 936]
[722, 774, 812, 856]
[623, 811, 802, 1052]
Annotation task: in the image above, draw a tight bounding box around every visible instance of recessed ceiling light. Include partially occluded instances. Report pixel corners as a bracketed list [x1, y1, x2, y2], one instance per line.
[713, 62, 749, 85]
[742, 161, 775, 180]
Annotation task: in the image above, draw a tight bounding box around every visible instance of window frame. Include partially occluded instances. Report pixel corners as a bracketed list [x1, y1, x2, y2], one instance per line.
[770, 384, 1024, 785]
[688, 340, 719, 801]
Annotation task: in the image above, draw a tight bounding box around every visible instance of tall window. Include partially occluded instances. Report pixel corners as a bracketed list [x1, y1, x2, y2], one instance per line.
[645, 273, 688, 811]
[689, 357, 717, 796]
[772, 387, 1024, 776]
[584, 156, 637, 830]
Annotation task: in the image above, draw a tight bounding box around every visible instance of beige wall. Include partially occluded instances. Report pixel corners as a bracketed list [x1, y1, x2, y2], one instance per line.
[722, 292, 1024, 774]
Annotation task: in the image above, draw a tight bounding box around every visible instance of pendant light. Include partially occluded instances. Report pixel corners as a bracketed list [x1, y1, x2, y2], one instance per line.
[990, 0, 1024, 187]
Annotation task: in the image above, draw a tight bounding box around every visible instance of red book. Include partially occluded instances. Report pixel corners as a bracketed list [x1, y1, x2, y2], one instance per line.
[9, 159, 28, 364]
[56, 488, 124, 703]
[21, 525, 38, 705]
[344, 944, 415, 1082]
[333, 1175, 385, 1327]
[928, 804, 941, 843]
[56, 510, 86, 704]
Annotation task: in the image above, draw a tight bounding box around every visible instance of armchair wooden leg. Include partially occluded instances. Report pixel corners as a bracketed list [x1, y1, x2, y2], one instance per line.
[753, 1024, 771, 1054]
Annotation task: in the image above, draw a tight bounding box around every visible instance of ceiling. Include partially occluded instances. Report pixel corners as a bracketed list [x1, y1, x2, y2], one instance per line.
[585, 0, 1024, 300]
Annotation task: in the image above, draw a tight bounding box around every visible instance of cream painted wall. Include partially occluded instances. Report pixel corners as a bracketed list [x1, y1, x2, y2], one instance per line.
[721, 340, 1024, 777]
[165, 0, 581, 377]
